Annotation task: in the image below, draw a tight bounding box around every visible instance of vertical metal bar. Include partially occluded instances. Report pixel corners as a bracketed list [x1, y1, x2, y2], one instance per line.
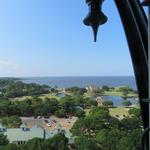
[115, 0, 149, 148]
[128, 0, 148, 59]
[114, 0, 149, 129]
[148, 6, 150, 149]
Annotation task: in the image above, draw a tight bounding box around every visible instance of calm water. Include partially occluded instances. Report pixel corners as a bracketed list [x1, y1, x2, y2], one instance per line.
[21, 76, 136, 89]
[102, 96, 137, 107]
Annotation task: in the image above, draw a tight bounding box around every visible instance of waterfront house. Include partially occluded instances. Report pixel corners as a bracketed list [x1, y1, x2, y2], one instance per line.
[0, 123, 73, 145]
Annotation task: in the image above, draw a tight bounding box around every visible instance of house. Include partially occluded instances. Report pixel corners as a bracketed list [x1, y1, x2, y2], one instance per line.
[96, 96, 104, 107]
[0, 123, 45, 145]
[0, 123, 73, 145]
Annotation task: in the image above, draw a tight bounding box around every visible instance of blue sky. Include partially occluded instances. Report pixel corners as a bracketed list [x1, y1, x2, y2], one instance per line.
[0, 0, 135, 77]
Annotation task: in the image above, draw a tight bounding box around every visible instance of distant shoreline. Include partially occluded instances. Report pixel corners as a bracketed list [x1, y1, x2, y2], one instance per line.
[15, 76, 137, 89]
[0, 75, 135, 78]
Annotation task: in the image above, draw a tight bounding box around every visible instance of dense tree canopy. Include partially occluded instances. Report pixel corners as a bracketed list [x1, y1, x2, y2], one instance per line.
[0, 80, 50, 98]
[71, 107, 142, 150]
[17, 134, 69, 150]
[103, 100, 113, 107]
[0, 144, 17, 150]
[0, 134, 9, 146]
[65, 87, 87, 95]
[75, 135, 100, 150]
[0, 116, 22, 128]
[122, 100, 132, 107]
[0, 94, 96, 119]
[101, 85, 110, 91]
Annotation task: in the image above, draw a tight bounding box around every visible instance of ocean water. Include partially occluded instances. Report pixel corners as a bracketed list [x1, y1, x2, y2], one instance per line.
[21, 76, 137, 89]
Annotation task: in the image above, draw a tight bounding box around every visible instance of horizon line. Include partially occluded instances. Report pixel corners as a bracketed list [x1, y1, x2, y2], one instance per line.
[0, 75, 135, 78]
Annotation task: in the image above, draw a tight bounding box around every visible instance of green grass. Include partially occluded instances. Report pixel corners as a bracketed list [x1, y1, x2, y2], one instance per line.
[39, 93, 60, 100]
[84, 90, 138, 98]
[10, 93, 60, 101]
[10, 96, 32, 101]
[109, 107, 130, 117]
[104, 91, 137, 98]
[84, 107, 131, 117]
[84, 109, 91, 116]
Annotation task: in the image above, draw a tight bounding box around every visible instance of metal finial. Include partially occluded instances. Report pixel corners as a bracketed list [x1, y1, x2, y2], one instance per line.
[92, 25, 99, 42]
[83, 0, 107, 42]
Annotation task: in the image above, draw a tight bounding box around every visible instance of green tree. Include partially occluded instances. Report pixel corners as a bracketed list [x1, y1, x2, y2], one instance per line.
[0, 134, 9, 146]
[0, 116, 22, 128]
[0, 144, 17, 150]
[122, 91, 128, 98]
[116, 129, 142, 150]
[3, 81, 50, 98]
[129, 107, 141, 118]
[66, 87, 87, 95]
[73, 95, 84, 107]
[121, 117, 141, 130]
[102, 85, 110, 91]
[83, 98, 98, 108]
[18, 134, 69, 150]
[75, 136, 100, 150]
[35, 98, 59, 116]
[44, 133, 69, 150]
[25, 138, 44, 150]
[115, 86, 133, 93]
[122, 100, 132, 107]
[18, 144, 28, 150]
[71, 105, 142, 150]
[75, 108, 85, 118]
[103, 100, 113, 107]
[55, 109, 66, 118]
[71, 107, 110, 137]
[96, 129, 122, 150]
[60, 96, 75, 114]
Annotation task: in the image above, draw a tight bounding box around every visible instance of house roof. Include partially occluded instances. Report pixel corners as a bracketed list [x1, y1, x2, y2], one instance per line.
[46, 129, 72, 139]
[20, 123, 27, 128]
[3, 125, 44, 143]
[1, 123, 73, 143]
[0, 123, 4, 128]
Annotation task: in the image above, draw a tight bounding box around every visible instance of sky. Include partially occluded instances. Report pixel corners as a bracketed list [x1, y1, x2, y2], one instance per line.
[0, 0, 138, 77]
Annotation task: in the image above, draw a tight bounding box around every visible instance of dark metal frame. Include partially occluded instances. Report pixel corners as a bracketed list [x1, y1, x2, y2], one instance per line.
[84, 0, 149, 149]
[114, 0, 148, 148]
[114, 0, 148, 128]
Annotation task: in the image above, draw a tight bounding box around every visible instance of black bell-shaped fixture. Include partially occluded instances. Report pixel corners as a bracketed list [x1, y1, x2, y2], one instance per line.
[83, 0, 107, 42]
[141, 0, 150, 6]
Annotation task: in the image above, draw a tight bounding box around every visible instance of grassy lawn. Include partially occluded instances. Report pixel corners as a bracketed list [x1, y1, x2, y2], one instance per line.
[84, 109, 91, 116]
[10, 96, 32, 101]
[84, 92, 93, 98]
[109, 107, 130, 117]
[84, 107, 131, 117]
[104, 91, 137, 98]
[10, 93, 60, 101]
[84, 90, 138, 99]
[39, 93, 60, 100]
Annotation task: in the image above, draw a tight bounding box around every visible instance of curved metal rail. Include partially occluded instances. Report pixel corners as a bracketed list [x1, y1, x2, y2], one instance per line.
[114, 0, 149, 148]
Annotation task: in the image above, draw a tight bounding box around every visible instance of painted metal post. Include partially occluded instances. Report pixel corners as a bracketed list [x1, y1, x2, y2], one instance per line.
[148, 6, 150, 149]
